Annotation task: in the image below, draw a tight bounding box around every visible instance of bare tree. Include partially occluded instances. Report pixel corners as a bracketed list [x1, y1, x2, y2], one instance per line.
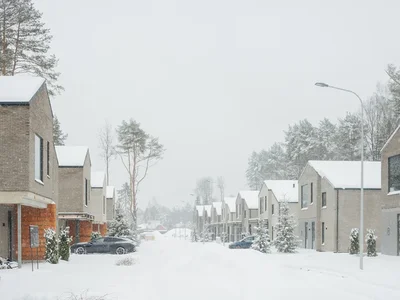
[99, 121, 115, 185]
[195, 177, 214, 205]
[116, 119, 165, 236]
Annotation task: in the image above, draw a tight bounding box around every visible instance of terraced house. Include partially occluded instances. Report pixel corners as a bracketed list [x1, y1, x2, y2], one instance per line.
[235, 191, 259, 236]
[90, 171, 107, 236]
[380, 125, 400, 255]
[106, 186, 116, 222]
[298, 160, 381, 253]
[0, 76, 59, 267]
[56, 146, 94, 243]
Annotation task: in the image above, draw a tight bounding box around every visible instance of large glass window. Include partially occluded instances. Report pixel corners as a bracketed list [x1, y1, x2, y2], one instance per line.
[46, 141, 50, 177]
[259, 197, 263, 213]
[310, 183, 313, 204]
[34, 134, 43, 182]
[389, 155, 400, 192]
[322, 192, 327, 207]
[322, 222, 325, 244]
[301, 184, 308, 208]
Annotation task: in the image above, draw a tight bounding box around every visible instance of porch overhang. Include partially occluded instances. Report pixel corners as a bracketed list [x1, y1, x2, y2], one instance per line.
[58, 212, 94, 221]
[0, 191, 53, 209]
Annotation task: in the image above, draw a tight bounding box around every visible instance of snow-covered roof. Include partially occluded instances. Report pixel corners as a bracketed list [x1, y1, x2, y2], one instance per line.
[0, 76, 46, 104]
[212, 202, 222, 215]
[204, 205, 212, 216]
[55, 146, 89, 167]
[196, 205, 204, 217]
[381, 125, 400, 153]
[264, 180, 298, 203]
[238, 191, 259, 209]
[106, 186, 115, 198]
[308, 161, 381, 189]
[224, 197, 237, 212]
[91, 172, 105, 188]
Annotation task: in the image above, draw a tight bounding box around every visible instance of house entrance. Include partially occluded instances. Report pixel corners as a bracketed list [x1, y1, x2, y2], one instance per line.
[0, 206, 12, 259]
[311, 221, 315, 249]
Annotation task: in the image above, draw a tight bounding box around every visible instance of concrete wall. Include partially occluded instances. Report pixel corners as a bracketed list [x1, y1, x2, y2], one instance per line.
[259, 184, 268, 220]
[90, 188, 106, 224]
[106, 198, 115, 221]
[58, 168, 84, 212]
[319, 177, 336, 252]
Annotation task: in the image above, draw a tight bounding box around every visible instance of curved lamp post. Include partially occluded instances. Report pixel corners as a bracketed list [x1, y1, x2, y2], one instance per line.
[315, 82, 365, 270]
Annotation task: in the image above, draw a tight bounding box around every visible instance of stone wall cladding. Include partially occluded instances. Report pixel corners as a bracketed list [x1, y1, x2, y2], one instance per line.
[59, 168, 84, 212]
[67, 220, 93, 244]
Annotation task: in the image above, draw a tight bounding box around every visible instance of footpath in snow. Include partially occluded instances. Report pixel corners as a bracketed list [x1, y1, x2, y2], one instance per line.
[1, 235, 400, 300]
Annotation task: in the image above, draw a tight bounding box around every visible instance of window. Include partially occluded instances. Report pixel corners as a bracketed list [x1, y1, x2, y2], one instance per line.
[322, 192, 327, 207]
[46, 141, 50, 177]
[264, 196, 267, 213]
[272, 204, 275, 215]
[259, 197, 263, 213]
[85, 179, 89, 206]
[271, 226, 274, 241]
[310, 183, 313, 204]
[244, 209, 247, 218]
[322, 222, 325, 244]
[301, 184, 309, 208]
[34, 134, 43, 182]
[389, 155, 400, 192]
[103, 196, 106, 214]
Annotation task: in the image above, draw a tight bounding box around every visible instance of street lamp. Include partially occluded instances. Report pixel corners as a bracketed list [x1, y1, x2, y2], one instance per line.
[315, 82, 365, 270]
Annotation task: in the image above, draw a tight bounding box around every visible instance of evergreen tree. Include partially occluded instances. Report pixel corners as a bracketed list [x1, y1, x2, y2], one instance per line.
[365, 229, 377, 257]
[53, 115, 68, 146]
[252, 219, 271, 253]
[44, 228, 59, 264]
[91, 231, 102, 241]
[274, 202, 299, 253]
[335, 113, 364, 161]
[59, 227, 73, 261]
[108, 213, 133, 237]
[386, 64, 400, 120]
[0, 0, 63, 96]
[317, 118, 337, 160]
[349, 228, 359, 255]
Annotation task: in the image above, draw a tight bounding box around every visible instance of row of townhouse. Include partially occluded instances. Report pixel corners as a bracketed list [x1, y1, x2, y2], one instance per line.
[194, 127, 400, 256]
[0, 76, 116, 267]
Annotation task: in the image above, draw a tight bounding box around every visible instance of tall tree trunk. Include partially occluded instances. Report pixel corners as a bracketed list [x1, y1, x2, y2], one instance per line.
[12, 20, 20, 75]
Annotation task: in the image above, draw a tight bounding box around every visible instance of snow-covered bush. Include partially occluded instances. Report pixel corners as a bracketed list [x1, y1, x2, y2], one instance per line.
[365, 229, 377, 257]
[200, 226, 211, 242]
[191, 229, 199, 242]
[108, 213, 133, 237]
[252, 219, 270, 253]
[273, 202, 299, 253]
[349, 228, 359, 255]
[91, 231, 102, 241]
[44, 228, 59, 264]
[241, 232, 250, 239]
[59, 227, 73, 261]
[116, 256, 136, 266]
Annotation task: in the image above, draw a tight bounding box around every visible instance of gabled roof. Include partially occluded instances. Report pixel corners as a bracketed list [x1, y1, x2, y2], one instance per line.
[91, 172, 105, 188]
[238, 191, 259, 209]
[264, 180, 298, 203]
[55, 146, 89, 167]
[212, 201, 222, 215]
[224, 197, 237, 212]
[196, 205, 204, 217]
[0, 76, 45, 104]
[308, 160, 381, 189]
[106, 186, 115, 199]
[381, 125, 400, 153]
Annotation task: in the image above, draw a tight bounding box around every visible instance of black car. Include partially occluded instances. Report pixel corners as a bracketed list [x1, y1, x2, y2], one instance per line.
[71, 237, 136, 255]
[229, 236, 256, 249]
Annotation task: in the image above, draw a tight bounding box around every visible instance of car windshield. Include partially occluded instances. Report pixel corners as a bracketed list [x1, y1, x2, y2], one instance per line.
[0, 1, 397, 300]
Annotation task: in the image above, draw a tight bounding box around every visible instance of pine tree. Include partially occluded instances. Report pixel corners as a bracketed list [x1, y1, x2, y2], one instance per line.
[365, 229, 377, 257]
[59, 227, 73, 261]
[252, 219, 271, 253]
[335, 113, 364, 161]
[0, 0, 63, 96]
[44, 228, 59, 264]
[349, 228, 359, 255]
[53, 115, 68, 146]
[108, 213, 133, 237]
[91, 231, 102, 241]
[274, 202, 299, 253]
[317, 118, 337, 160]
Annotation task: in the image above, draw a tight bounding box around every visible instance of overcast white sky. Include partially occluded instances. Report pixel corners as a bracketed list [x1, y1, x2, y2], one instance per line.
[35, 0, 400, 209]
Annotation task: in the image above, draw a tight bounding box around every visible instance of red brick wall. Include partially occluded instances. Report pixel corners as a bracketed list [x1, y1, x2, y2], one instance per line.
[13, 204, 57, 261]
[67, 220, 93, 243]
[100, 223, 107, 237]
[92, 223, 101, 232]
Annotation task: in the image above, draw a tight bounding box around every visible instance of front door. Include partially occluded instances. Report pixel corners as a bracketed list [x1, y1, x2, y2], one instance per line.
[311, 222, 315, 249]
[0, 206, 10, 259]
[305, 222, 308, 248]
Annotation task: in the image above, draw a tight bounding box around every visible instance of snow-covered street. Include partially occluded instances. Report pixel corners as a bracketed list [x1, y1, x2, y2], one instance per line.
[2, 236, 400, 300]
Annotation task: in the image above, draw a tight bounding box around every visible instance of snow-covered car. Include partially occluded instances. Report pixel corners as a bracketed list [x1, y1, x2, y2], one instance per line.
[120, 235, 140, 247]
[71, 237, 136, 255]
[228, 236, 256, 249]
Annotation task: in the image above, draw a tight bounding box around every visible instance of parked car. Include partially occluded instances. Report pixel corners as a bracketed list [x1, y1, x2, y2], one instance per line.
[229, 236, 256, 249]
[71, 236, 136, 255]
[120, 235, 140, 247]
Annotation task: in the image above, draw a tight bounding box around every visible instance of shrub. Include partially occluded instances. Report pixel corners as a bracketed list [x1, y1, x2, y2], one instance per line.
[59, 227, 73, 261]
[349, 228, 359, 255]
[115, 256, 136, 266]
[44, 228, 59, 264]
[365, 229, 377, 257]
[91, 231, 102, 241]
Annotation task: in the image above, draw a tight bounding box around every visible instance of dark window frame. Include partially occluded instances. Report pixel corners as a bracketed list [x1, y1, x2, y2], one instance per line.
[322, 222, 325, 244]
[322, 192, 327, 207]
[389, 154, 400, 192]
[310, 182, 313, 204]
[301, 184, 308, 208]
[272, 204, 275, 215]
[85, 179, 89, 206]
[46, 141, 50, 177]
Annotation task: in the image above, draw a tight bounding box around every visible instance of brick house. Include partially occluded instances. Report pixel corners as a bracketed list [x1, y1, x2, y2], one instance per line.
[56, 146, 94, 244]
[0, 76, 59, 267]
[258, 180, 298, 241]
[90, 171, 107, 236]
[106, 186, 116, 223]
[298, 160, 381, 253]
[235, 191, 259, 237]
[380, 125, 400, 255]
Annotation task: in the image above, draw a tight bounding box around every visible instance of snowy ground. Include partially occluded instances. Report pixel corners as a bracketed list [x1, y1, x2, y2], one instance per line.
[1, 236, 400, 300]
